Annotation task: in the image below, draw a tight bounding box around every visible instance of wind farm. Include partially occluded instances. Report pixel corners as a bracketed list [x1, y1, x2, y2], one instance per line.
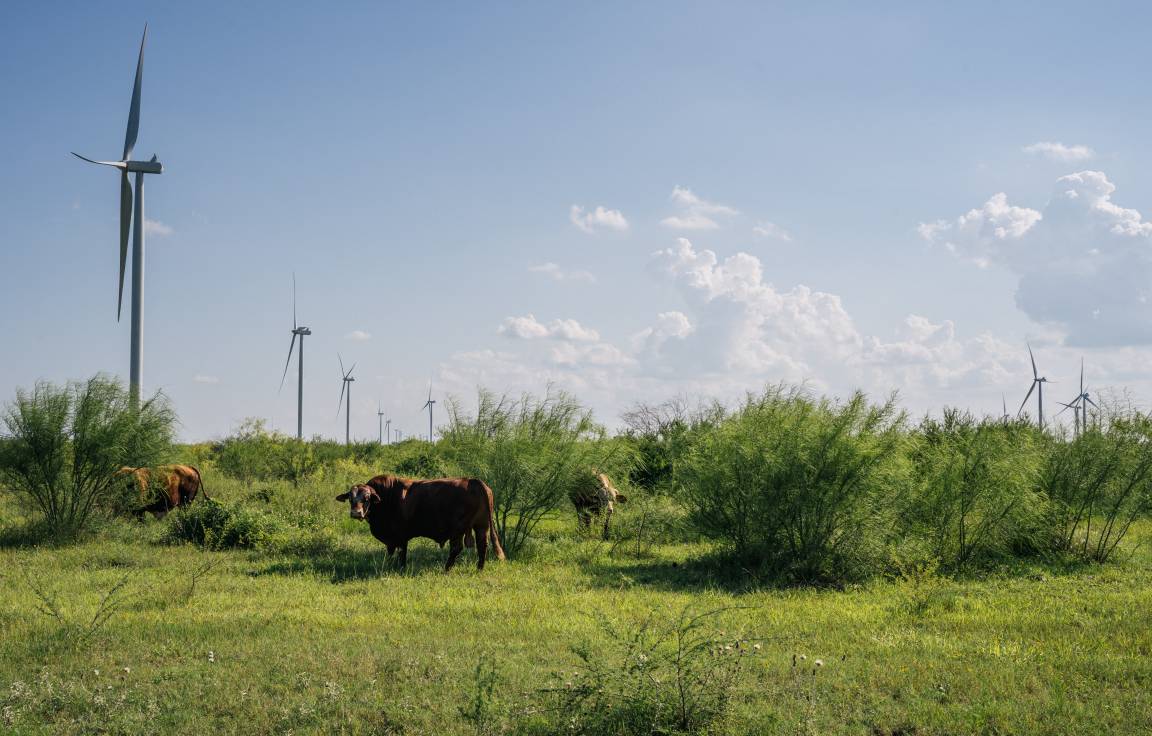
[3, 7, 1152, 736]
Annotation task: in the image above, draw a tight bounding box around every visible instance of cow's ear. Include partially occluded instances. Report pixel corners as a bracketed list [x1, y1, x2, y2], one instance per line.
[335, 492, 350, 502]
[364, 487, 380, 500]
[615, 494, 628, 503]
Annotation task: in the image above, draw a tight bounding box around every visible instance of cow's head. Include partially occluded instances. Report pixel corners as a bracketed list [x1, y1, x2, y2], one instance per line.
[336, 484, 378, 520]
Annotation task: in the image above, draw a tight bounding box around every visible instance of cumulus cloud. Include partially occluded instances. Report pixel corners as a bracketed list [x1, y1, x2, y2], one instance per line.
[498, 314, 600, 342]
[570, 205, 629, 234]
[922, 170, 1152, 345]
[144, 219, 173, 236]
[345, 330, 372, 341]
[192, 374, 219, 384]
[660, 186, 738, 230]
[753, 221, 792, 241]
[529, 262, 597, 284]
[1023, 141, 1095, 162]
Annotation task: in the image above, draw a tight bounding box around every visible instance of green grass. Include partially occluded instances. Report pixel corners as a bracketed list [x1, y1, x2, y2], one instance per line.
[1, 471, 1151, 735]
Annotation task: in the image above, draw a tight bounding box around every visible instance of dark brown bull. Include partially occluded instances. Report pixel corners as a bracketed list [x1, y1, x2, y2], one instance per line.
[337, 474, 505, 571]
[119, 464, 207, 519]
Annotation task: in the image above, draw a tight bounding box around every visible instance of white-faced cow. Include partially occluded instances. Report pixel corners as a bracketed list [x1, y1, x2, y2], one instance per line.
[569, 472, 627, 539]
[337, 474, 505, 571]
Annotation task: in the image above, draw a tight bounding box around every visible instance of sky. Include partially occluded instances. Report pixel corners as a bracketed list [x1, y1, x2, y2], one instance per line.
[3, 1, 1152, 441]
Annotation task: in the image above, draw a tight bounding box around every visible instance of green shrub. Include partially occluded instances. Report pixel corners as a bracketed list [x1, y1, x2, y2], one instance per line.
[907, 411, 1048, 569]
[441, 388, 620, 557]
[678, 386, 908, 583]
[1042, 413, 1152, 562]
[165, 498, 279, 549]
[0, 375, 175, 539]
[531, 607, 754, 736]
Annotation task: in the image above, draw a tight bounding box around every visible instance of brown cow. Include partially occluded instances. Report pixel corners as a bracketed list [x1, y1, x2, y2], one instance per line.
[569, 472, 627, 539]
[119, 465, 207, 520]
[336, 474, 505, 571]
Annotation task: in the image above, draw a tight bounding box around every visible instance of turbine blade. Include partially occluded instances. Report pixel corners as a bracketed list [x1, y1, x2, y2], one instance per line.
[1056, 402, 1075, 416]
[1080, 358, 1084, 395]
[123, 25, 147, 161]
[1085, 396, 1100, 409]
[337, 379, 347, 416]
[1027, 343, 1038, 380]
[278, 333, 298, 392]
[338, 353, 345, 376]
[292, 273, 297, 330]
[71, 152, 126, 168]
[1018, 382, 1037, 415]
[118, 172, 132, 320]
[349, 363, 357, 377]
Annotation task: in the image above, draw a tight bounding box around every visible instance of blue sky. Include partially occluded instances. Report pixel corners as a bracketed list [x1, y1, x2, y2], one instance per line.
[3, 1, 1152, 441]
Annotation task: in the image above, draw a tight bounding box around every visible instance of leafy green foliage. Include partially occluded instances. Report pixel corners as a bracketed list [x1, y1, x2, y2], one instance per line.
[1043, 413, 1152, 562]
[678, 386, 908, 582]
[164, 497, 280, 550]
[0, 375, 175, 538]
[907, 411, 1048, 569]
[531, 607, 753, 735]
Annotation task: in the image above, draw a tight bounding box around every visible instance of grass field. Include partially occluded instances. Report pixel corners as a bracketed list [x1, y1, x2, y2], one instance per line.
[1, 469, 1151, 735]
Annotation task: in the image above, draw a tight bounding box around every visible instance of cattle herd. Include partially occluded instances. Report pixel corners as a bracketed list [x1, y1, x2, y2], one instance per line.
[122, 464, 624, 571]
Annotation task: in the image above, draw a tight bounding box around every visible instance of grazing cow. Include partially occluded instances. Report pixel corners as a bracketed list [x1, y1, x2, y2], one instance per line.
[569, 472, 627, 539]
[337, 475, 506, 571]
[119, 465, 207, 519]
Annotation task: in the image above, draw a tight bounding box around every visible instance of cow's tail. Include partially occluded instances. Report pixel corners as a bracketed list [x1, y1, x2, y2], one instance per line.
[192, 465, 209, 501]
[484, 482, 506, 561]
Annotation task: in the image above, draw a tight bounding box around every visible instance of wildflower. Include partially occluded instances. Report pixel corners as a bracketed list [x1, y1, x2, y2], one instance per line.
[753, 643, 762, 651]
[799, 654, 807, 661]
[814, 659, 824, 667]
[123, 667, 131, 675]
[207, 651, 216, 663]
[93, 670, 100, 677]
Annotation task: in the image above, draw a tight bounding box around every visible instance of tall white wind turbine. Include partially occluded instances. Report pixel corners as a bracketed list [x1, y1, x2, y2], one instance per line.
[337, 355, 356, 445]
[279, 276, 311, 439]
[1018, 343, 1052, 430]
[73, 25, 162, 405]
[422, 380, 436, 443]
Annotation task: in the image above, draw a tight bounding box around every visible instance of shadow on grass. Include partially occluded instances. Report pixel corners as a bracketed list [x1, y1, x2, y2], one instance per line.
[254, 541, 485, 583]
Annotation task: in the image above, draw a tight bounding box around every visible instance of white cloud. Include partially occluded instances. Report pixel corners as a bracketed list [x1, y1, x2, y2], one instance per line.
[1023, 141, 1095, 163]
[529, 262, 597, 284]
[345, 330, 372, 341]
[922, 170, 1152, 345]
[498, 314, 600, 342]
[753, 221, 792, 241]
[192, 375, 219, 385]
[660, 186, 738, 230]
[570, 205, 629, 234]
[144, 219, 173, 236]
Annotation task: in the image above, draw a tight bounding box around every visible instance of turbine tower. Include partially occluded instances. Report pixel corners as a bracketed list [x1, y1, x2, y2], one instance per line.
[377, 403, 387, 444]
[1017, 343, 1051, 430]
[73, 25, 162, 404]
[422, 381, 436, 443]
[337, 355, 356, 445]
[279, 276, 311, 439]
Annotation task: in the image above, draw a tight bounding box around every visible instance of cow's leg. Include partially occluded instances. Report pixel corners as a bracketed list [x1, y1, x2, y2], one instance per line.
[602, 506, 614, 540]
[577, 509, 592, 530]
[386, 544, 396, 558]
[474, 524, 489, 570]
[445, 536, 465, 572]
[396, 544, 408, 569]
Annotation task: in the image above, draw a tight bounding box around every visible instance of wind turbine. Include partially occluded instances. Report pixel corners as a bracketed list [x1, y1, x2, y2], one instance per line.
[73, 25, 162, 404]
[337, 355, 356, 445]
[1058, 359, 1099, 436]
[422, 380, 436, 443]
[1017, 343, 1052, 430]
[279, 276, 311, 439]
[377, 402, 388, 444]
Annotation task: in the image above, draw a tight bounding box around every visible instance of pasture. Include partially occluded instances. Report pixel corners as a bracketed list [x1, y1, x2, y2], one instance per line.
[1, 468, 1150, 735]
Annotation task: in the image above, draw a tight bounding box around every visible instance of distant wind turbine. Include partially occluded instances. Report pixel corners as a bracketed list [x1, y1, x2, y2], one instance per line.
[279, 275, 311, 439]
[337, 355, 356, 445]
[377, 402, 387, 444]
[1057, 359, 1099, 436]
[73, 25, 163, 404]
[1018, 343, 1052, 429]
[422, 381, 436, 442]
